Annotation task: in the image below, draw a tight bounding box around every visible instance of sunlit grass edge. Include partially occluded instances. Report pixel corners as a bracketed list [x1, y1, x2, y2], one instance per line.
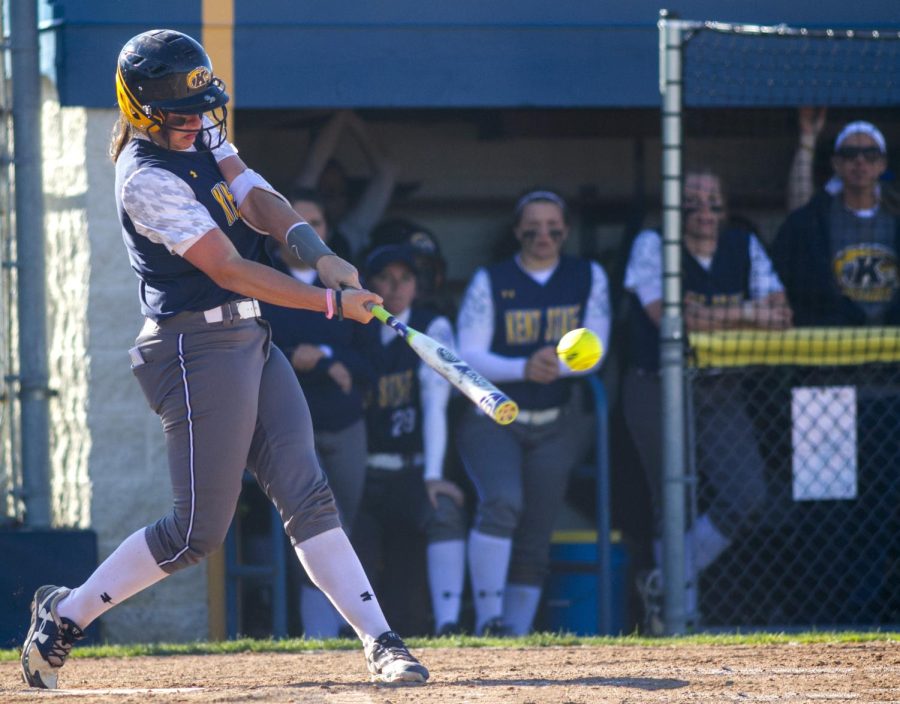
[1, 630, 898, 661]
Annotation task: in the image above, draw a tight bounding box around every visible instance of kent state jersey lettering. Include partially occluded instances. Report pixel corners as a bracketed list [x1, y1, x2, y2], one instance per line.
[116, 138, 262, 319]
[630, 228, 751, 372]
[489, 256, 591, 410]
[366, 308, 438, 457]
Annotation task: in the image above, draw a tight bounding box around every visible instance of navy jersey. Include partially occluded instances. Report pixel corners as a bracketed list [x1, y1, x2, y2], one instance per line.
[365, 307, 438, 456]
[629, 228, 751, 372]
[115, 138, 263, 320]
[488, 255, 591, 410]
[259, 248, 375, 432]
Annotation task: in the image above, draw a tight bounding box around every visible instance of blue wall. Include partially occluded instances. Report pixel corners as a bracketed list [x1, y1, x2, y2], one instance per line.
[47, 0, 900, 109]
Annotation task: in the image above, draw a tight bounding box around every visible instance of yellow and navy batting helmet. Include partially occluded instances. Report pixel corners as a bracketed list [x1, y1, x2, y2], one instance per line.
[115, 29, 229, 139]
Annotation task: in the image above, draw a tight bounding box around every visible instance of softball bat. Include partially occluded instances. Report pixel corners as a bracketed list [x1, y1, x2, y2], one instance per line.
[370, 304, 519, 425]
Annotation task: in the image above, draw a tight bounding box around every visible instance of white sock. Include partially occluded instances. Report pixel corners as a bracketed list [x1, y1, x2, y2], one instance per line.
[294, 527, 390, 643]
[687, 513, 731, 573]
[467, 530, 511, 633]
[56, 528, 167, 629]
[502, 583, 542, 635]
[300, 584, 345, 639]
[427, 539, 465, 631]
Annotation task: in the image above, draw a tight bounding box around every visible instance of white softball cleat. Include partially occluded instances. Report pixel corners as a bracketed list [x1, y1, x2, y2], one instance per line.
[364, 630, 429, 684]
[21, 585, 84, 689]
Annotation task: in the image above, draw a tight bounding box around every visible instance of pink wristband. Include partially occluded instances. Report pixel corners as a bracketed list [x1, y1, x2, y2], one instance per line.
[325, 288, 334, 319]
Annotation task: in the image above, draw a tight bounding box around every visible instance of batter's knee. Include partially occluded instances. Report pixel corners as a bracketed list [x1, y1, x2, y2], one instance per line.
[281, 478, 342, 545]
[473, 496, 521, 538]
[145, 515, 231, 574]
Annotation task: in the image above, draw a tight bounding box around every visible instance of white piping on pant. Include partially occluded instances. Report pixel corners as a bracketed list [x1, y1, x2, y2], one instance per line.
[157, 333, 197, 568]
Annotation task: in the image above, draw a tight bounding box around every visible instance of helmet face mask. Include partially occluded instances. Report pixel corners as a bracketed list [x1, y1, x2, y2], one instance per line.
[116, 29, 229, 149]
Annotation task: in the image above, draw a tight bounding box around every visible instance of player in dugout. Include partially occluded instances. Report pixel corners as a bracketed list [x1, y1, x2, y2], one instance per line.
[20, 29, 428, 688]
[455, 189, 611, 636]
[352, 243, 468, 637]
[624, 167, 793, 632]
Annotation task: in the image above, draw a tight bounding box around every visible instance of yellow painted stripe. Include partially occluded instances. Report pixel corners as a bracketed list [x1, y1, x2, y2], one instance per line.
[551, 530, 622, 544]
[202, 1, 234, 642]
[202, 0, 235, 139]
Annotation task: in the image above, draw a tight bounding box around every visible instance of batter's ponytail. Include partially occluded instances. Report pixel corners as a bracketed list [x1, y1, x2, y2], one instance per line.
[109, 114, 134, 163]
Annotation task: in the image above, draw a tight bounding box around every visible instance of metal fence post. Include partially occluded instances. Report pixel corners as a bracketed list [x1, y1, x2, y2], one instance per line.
[658, 9, 688, 635]
[11, 0, 51, 527]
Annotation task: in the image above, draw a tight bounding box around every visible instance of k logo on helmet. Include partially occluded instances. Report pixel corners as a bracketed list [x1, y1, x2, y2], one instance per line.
[187, 67, 211, 90]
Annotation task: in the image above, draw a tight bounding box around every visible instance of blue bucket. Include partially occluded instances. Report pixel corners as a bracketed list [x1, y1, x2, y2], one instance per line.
[544, 530, 629, 635]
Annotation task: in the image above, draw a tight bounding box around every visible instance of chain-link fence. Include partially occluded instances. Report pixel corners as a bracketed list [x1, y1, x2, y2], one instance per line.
[652, 17, 900, 630]
[689, 333, 900, 627]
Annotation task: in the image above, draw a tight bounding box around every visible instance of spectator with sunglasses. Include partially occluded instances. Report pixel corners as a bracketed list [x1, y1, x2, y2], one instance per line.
[773, 120, 900, 326]
[455, 189, 611, 635]
[623, 168, 792, 633]
[774, 123, 900, 628]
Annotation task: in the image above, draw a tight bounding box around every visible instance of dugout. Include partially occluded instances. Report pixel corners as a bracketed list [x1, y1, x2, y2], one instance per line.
[15, 0, 900, 642]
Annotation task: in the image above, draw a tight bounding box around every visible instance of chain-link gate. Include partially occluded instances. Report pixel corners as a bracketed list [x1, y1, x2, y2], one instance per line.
[652, 16, 900, 631]
[0, 7, 22, 526]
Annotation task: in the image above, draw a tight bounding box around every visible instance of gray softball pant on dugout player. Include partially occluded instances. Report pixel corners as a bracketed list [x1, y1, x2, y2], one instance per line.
[622, 367, 767, 541]
[129, 302, 341, 574]
[313, 420, 367, 534]
[456, 390, 594, 585]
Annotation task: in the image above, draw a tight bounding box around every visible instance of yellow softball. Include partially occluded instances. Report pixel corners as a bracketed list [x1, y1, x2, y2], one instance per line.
[556, 328, 602, 371]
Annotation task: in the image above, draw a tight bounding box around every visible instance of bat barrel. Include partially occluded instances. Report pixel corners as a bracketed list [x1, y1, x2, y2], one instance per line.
[492, 400, 519, 425]
[475, 392, 519, 425]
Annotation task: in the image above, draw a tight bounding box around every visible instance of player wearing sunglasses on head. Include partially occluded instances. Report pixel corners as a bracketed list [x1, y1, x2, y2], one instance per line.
[455, 189, 611, 636]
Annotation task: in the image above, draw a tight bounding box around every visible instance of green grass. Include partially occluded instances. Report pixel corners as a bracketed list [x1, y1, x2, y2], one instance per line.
[2, 630, 898, 662]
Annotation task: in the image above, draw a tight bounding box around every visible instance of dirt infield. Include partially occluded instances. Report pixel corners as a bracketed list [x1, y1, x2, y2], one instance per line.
[2, 641, 899, 703]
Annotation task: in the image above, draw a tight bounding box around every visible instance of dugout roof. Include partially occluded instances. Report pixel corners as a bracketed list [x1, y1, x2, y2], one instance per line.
[45, 0, 900, 109]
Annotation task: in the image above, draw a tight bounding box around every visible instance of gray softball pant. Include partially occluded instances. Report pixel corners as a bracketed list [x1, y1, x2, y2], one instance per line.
[622, 367, 767, 541]
[130, 305, 341, 574]
[456, 393, 593, 585]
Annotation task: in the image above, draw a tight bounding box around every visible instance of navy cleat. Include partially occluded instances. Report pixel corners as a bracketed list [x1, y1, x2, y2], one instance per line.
[364, 630, 429, 684]
[21, 585, 84, 689]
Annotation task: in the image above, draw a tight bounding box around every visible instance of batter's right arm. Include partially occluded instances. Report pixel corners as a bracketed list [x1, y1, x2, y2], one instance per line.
[217, 153, 361, 290]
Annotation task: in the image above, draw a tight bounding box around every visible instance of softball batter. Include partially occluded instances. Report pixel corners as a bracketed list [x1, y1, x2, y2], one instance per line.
[21, 29, 427, 687]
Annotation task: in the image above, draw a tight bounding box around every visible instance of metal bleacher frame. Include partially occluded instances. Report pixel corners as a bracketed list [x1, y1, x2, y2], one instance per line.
[588, 375, 614, 635]
[224, 474, 288, 638]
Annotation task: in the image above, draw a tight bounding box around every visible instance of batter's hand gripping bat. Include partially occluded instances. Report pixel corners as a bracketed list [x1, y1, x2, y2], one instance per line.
[370, 304, 519, 425]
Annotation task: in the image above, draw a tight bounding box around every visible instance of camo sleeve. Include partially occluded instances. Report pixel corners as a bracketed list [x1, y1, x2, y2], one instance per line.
[121, 166, 219, 256]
